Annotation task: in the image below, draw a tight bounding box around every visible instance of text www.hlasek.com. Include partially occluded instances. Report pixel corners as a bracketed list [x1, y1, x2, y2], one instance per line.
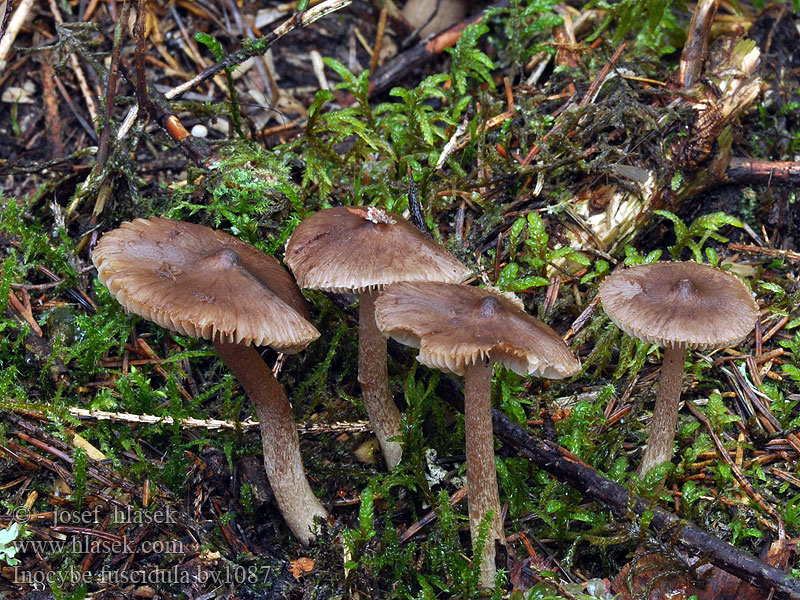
[14, 535, 183, 556]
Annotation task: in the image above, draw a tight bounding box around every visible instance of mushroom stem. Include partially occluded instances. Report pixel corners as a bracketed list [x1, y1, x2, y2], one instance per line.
[214, 341, 328, 544]
[638, 344, 688, 477]
[464, 359, 504, 588]
[358, 290, 403, 469]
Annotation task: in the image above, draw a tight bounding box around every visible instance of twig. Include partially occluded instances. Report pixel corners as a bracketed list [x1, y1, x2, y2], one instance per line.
[433, 373, 800, 599]
[678, 0, 718, 89]
[94, 0, 128, 168]
[578, 41, 627, 107]
[370, 7, 388, 73]
[729, 243, 800, 264]
[490, 405, 800, 599]
[14, 405, 371, 434]
[7, 290, 42, 337]
[562, 296, 600, 342]
[0, 0, 34, 67]
[399, 485, 468, 543]
[70, 0, 132, 239]
[726, 158, 800, 186]
[685, 400, 783, 531]
[762, 315, 791, 343]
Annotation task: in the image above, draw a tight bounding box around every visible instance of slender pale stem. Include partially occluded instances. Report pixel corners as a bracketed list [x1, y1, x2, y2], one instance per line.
[464, 359, 504, 588]
[638, 344, 688, 477]
[215, 341, 328, 544]
[359, 290, 403, 469]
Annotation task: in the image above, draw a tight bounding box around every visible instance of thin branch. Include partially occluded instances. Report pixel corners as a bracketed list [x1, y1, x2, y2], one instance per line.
[489, 405, 800, 600]
[678, 0, 718, 89]
[433, 372, 800, 600]
[726, 157, 800, 186]
[0, 0, 34, 67]
[13, 405, 371, 434]
[167, 0, 352, 100]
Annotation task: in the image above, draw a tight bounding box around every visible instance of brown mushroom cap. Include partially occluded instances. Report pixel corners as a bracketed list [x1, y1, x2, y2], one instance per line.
[598, 261, 758, 350]
[374, 282, 580, 378]
[284, 206, 471, 293]
[93, 217, 319, 352]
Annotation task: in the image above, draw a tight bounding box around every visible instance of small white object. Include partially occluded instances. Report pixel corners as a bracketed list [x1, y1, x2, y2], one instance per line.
[2, 84, 35, 104]
[209, 119, 230, 135]
[310, 50, 330, 91]
[424, 448, 466, 489]
[190, 124, 208, 138]
[424, 448, 449, 487]
[230, 56, 255, 80]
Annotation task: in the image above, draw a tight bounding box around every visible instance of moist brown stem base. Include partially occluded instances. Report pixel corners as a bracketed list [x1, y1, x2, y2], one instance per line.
[464, 359, 504, 588]
[359, 290, 403, 469]
[638, 344, 687, 477]
[215, 341, 328, 544]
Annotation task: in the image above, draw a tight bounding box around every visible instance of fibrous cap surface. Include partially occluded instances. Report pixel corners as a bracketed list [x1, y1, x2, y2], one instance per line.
[598, 261, 757, 350]
[285, 206, 471, 293]
[374, 281, 580, 378]
[93, 217, 319, 352]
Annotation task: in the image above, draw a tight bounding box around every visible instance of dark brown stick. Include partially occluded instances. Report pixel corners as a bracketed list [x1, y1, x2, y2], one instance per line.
[726, 157, 800, 186]
[134, 0, 151, 120]
[96, 0, 130, 168]
[487, 405, 800, 599]
[116, 55, 214, 166]
[678, 0, 718, 89]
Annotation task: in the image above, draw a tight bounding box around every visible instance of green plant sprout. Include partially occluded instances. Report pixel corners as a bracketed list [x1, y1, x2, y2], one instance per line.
[0, 522, 22, 567]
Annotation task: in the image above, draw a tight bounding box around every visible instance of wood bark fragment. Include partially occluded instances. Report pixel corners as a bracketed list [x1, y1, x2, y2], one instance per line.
[725, 158, 800, 186]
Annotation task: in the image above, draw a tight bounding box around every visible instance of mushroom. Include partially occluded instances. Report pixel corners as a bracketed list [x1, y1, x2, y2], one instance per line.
[92, 217, 328, 544]
[285, 206, 471, 469]
[373, 281, 580, 587]
[598, 261, 758, 477]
